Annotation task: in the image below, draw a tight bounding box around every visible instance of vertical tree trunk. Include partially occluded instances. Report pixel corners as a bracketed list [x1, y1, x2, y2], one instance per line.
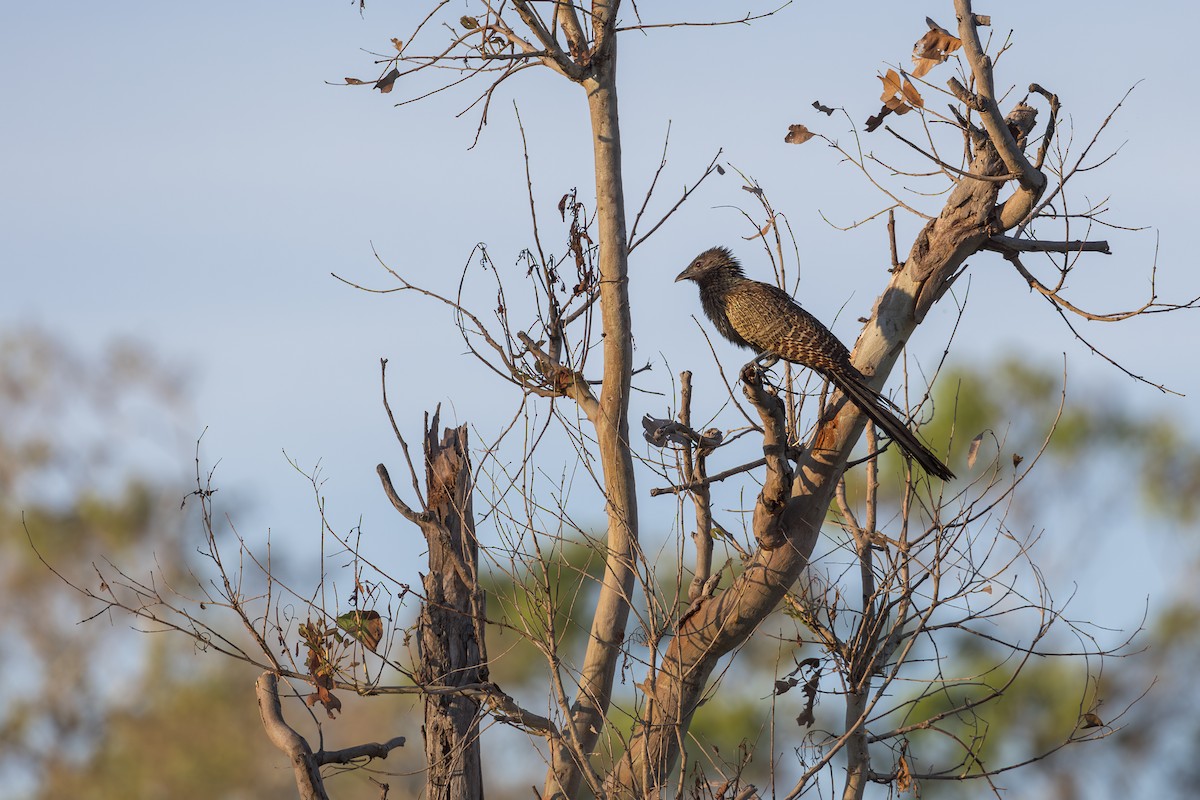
[545, 21, 639, 799]
[418, 415, 486, 800]
[840, 689, 870, 800]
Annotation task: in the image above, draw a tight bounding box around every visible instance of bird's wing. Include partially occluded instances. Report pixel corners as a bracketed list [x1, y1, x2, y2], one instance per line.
[723, 281, 853, 374]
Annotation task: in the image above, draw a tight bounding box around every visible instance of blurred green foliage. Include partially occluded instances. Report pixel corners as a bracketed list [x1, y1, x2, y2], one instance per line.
[8, 326, 1200, 800]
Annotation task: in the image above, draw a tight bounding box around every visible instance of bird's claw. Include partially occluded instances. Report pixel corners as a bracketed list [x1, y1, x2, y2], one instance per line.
[740, 353, 779, 385]
[740, 362, 764, 385]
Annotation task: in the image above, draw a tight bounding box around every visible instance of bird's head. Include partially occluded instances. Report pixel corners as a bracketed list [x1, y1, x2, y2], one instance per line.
[675, 246, 742, 283]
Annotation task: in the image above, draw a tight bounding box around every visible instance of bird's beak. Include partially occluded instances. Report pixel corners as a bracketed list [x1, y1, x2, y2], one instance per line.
[674, 268, 690, 283]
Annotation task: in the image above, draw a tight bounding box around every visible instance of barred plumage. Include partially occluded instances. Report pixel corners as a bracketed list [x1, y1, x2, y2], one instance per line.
[676, 246, 954, 481]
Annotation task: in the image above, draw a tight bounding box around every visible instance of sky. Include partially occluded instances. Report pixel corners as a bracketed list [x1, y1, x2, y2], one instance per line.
[3, 0, 1198, 664]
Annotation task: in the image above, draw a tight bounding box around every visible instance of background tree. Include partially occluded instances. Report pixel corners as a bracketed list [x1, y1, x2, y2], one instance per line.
[31, 2, 1200, 800]
[0, 329, 311, 799]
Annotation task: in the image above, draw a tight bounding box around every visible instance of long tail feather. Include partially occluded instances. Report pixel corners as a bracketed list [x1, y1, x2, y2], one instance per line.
[828, 371, 955, 481]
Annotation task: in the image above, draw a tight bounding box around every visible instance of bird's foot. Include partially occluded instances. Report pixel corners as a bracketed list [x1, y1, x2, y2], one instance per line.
[740, 362, 764, 386]
[740, 354, 779, 385]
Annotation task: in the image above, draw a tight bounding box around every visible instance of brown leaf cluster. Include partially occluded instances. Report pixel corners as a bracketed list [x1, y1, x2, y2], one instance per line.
[863, 19, 961, 132]
[299, 619, 344, 718]
[773, 657, 820, 728]
[866, 69, 924, 132]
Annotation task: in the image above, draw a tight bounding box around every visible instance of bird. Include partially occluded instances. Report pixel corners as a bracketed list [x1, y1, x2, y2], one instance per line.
[676, 246, 954, 481]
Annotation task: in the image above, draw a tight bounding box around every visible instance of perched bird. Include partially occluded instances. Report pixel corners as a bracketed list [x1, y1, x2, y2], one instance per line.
[676, 246, 954, 481]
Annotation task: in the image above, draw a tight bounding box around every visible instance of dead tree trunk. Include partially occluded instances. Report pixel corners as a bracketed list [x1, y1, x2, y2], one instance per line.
[416, 412, 486, 800]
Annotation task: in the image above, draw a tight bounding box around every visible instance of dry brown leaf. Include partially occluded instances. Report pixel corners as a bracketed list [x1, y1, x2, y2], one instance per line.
[307, 672, 342, 719]
[374, 68, 400, 93]
[865, 107, 893, 133]
[337, 610, 384, 652]
[896, 754, 913, 793]
[344, 77, 368, 85]
[912, 20, 962, 78]
[799, 674, 819, 726]
[812, 100, 835, 116]
[879, 69, 904, 103]
[967, 432, 985, 469]
[879, 69, 921, 112]
[1012, 453, 1024, 468]
[391, 37, 403, 52]
[784, 123, 815, 144]
[460, 15, 479, 29]
[743, 219, 774, 241]
[1082, 712, 1104, 729]
[901, 80, 925, 109]
[872, 69, 918, 134]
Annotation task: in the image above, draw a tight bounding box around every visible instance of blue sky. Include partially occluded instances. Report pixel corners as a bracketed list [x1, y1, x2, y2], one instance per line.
[3, 1, 1197, 629]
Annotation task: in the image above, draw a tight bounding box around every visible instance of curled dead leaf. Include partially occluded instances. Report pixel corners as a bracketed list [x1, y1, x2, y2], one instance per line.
[374, 68, 400, 94]
[460, 15, 480, 29]
[391, 37, 403, 52]
[869, 69, 923, 132]
[798, 672, 819, 728]
[880, 70, 901, 103]
[337, 609, 384, 652]
[344, 77, 368, 85]
[640, 415, 693, 448]
[967, 432, 985, 469]
[784, 123, 815, 145]
[812, 100, 835, 116]
[1081, 712, 1104, 729]
[880, 69, 922, 111]
[306, 671, 342, 719]
[1012, 453, 1024, 468]
[865, 108, 892, 133]
[743, 219, 774, 241]
[912, 19, 962, 78]
[896, 753, 914, 793]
